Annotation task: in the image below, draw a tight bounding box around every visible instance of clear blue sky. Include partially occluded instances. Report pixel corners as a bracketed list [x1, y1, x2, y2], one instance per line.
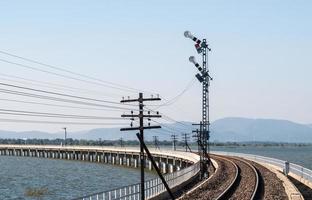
[0, 0, 311, 132]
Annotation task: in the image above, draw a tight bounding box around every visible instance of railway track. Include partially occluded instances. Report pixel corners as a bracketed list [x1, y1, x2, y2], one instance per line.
[179, 155, 261, 200]
[180, 154, 288, 200]
[179, 155, 238, 200]
[213, 155, 260, 200]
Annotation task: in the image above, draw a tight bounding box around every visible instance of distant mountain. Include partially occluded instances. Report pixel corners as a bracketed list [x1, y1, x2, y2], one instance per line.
[0, 118, 311, 143]
[0, 130, 63, 139]
[210, 117, 312, 143]
[74, 121, 193, 141]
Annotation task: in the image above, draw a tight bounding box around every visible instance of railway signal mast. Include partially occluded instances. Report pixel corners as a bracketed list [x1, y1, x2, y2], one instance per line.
[184, 31, 213, 179]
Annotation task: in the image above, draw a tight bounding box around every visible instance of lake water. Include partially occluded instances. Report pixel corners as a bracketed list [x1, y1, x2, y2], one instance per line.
[1, 146, 311, 200]
[210, 146, 312, 169]
[0, 156, 157, 200]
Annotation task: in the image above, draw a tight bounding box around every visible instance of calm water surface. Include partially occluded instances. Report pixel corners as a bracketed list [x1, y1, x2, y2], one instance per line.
[0, 156, 157, 200]
[1, 146, 311, 199]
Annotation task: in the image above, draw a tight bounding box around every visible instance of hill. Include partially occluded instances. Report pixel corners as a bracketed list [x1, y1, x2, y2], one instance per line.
[0, 118, 311, 143]
[210, 117, 312, 143]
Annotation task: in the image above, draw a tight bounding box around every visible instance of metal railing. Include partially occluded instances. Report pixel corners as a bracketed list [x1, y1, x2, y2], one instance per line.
[74, 161, 200, 200]
[212, 151, 312, 184]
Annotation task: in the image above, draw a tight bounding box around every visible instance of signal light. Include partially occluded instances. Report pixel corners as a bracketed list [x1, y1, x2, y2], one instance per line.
[184, 30, 211, 54]
[189, 56, 202, 71]
[195, 73, 204, 82]
[184, 31, 201, 44]
[195, 43, 203, 53]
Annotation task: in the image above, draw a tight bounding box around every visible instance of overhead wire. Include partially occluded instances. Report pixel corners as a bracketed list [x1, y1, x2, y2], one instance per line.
[0, 51, 198, 130]
[0, 82, 135, 107]
[0, 118, 127, 126]
[0, 98, 121, 112]
[0, 108, 124, 120]
[152, 77, 197, 108]
[0, 50, 157, 94]
[151, 119, 187, 133]
[0, 58, 139, 93]
[145, 107, 191, 128]
[0, 72, 122, 98]
[0, 88, 139, 111]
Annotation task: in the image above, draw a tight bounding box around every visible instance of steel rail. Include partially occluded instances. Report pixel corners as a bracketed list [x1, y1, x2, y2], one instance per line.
[230, 156, 260, 200]
[214, 155, 260, 200]
[213, 155, 239, 200]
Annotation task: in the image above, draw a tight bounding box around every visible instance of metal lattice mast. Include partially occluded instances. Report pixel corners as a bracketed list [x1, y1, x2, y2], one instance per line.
[202, 39, 210, 175]
[185, 31, 212, 179]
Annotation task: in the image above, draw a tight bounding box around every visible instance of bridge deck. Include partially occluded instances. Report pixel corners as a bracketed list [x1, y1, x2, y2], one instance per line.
[0, 145, 200, 163]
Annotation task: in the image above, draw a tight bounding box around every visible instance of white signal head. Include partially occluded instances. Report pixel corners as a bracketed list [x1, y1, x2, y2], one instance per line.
[184, 31, 193, 39]
[189, 56, 196, 64]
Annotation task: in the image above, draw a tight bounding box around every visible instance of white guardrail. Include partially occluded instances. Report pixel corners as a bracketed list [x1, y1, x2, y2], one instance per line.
[74, 161, 200, 200]
[212, 151, 312, 183]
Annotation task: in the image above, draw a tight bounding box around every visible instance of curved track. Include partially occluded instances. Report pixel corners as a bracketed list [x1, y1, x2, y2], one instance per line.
[213, 155, 260, 200]
[179, 154, 289, 200]
[179, 155, 238, 200]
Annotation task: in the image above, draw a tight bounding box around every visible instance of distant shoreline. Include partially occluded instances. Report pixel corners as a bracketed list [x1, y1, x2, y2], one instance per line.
[0, 138, 311, 147]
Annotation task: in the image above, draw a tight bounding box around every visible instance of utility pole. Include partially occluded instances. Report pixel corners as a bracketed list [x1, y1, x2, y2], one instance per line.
[99, 138, 102, 146]
[63, 127, 67, 147]
[192, 129, 201, 155]
[192, 128, 202, 171]
[120, 93, 161, 200]
[119, 137, 124, 147]
[185, 31, 213, 179]
[153, 136, 160, 150]
[182, 133, 191, 152]
[171, 134, 178, 151]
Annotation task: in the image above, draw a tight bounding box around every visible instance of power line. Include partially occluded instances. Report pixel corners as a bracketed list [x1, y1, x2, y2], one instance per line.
[0, 82, 135, 107]
[0, 72, 122, 98]
[0, 108, 123, 120]
[0, 98, 121, 112]
[150, 77, 196, 108]
[150, 119, 186, 133]
[0, 88, 138, 111]
[146, 108, 191, 128]
[162, 115, 191, 128]
[0, 112, 120, 120]
[0, 50, 156, 94]
[120, 93, 162, 200]
[0, 58, 139, 93]
[0, 118, 127, 126]
[144, 77, 198, 121]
